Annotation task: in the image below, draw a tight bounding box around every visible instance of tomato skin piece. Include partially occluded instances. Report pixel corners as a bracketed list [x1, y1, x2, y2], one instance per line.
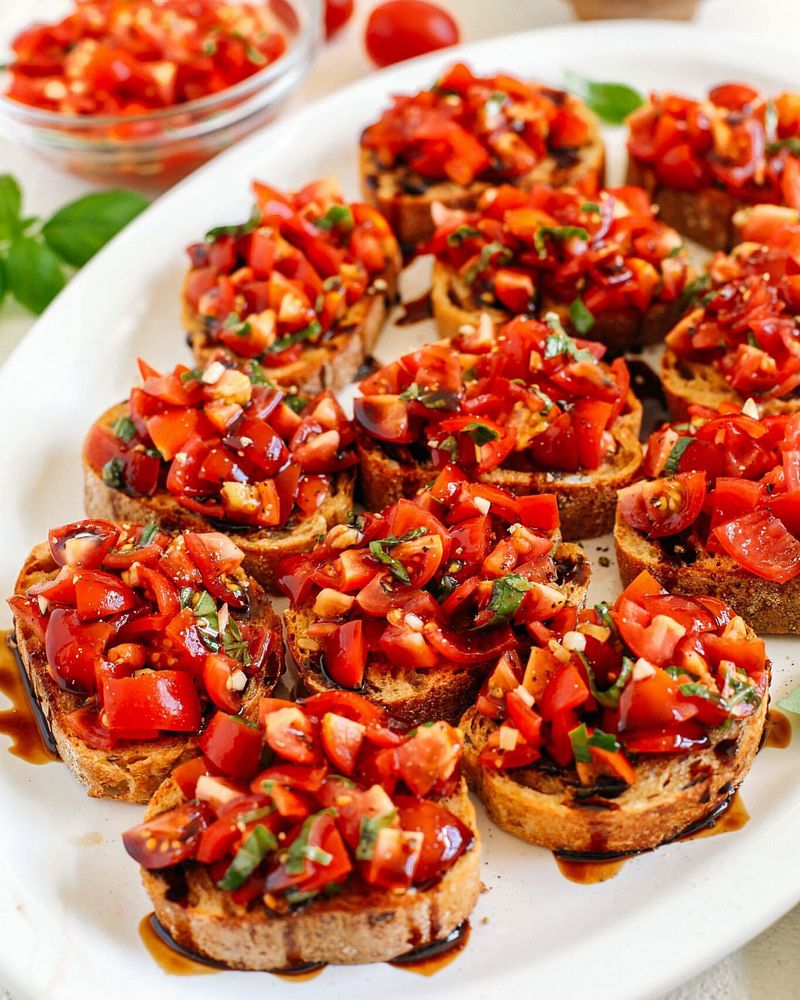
[364, 1, 460, 68]
[73, 570, 139, 623]
[123, 802, 214, 870]
[320, 712, 365, 776]
[103, 671, 202, 734]
[45, 609, 114, 693]
[622, 723, 709, 755]
[199, 713, 264, 782]
[263, 706, 322, 765]
[617, 472, 707, 538]
[394, 796, 474, 882]
[537, 663, 590, 721]
[424, 622, 518, 665]
[172, 757, 208, 799]
[712, 510, 800, 583]
[49, 520, 120, 570]
[203, 653, 245, 713]
[324, 620, 367, 689]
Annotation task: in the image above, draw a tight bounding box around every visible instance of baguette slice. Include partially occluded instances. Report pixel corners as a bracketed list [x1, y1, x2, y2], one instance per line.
[359, 111, 605, 251]
[660, 347, 800, 421]
[140, 775, 481, 970]
[627, 158, 743, 251]
[285, 543, 591, 727]
[12, 543, 282, 803]
[84, 403, 355, 595]
[184, 269, 399, 396]
[431, 259, 685, 352]
[460, 675, 768, 855]
[356, 395, 644, 542]
[614, 513, 800, 634]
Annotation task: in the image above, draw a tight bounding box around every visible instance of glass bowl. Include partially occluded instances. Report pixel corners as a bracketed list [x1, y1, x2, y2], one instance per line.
[0, 0, 322, 185]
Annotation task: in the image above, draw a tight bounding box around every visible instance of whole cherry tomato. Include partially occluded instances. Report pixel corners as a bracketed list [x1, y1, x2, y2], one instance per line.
[325, 0, 355, 38]
[365, 1, 460, 68]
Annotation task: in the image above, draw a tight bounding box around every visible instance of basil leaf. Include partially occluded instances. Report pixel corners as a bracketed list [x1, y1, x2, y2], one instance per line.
[315, 204, 353, 231]
[569, 297, 595, 335]
[111, 415, 137, 443]
[0, 174, 22, 241]
[285, 810, 336, 875]
[569, 722, 621, 764]
[482, 574, 533, 627]
[582, 654, 633, 709]
[565, 72, 644, 125]
[0, 258, 5, 308]
[663, 435, 694, 476]
[465, 242, 512, 284]
[101, 457, 125, 488]
[5, 236, 65, 314]
[284, 393, 308, 414]
[534, 225, 589, 259]
[446, 225, 482, 247]
[464, 421, 499, 447]
[779, 684, 800, 714]
[434, 434, 459, 461]
[681, 274, 712, 307]
[355, 808, 397, 861]
[180, 368, 203, 384]
[399, 382, 461, 410]
[41, 190, 148, 267]
[205, 204, 260, 240]
[766, 136, 800, 156]
[217, 825, 277, 891]
[267, 320, 322, 354]
[594, 601, 615, 632]
[581, 201, 600, 214]
[138, 523, 159, 547]
[222, 614, 250, 667]
[247, 361, 274, 386]
[679, 682, 722, 704]
[369, 528, 427, 584]
[542, 314, 596, 363]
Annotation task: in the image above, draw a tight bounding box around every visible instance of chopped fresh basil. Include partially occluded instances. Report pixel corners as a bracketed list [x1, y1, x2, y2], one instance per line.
[247, 361, 273, 386]
[267, 320, 322, 354]
[767, 136, 800, 156]
[681, 274, 712, 306]
[679, 682, 722, 704]
[180, 367, 203, 384]
[434, 434, 459, 462]
[222, 311, 251, 337]
[369, 528, 427, 585]
[101, 457, 125, 488]
[238, 805, 275, 824]
[666, 245, 685, 258]
[464, 242, 513, 285]
[446, 225, 482, 247]
[542, 314, 597, 364]
[217, 825, 277, 891]
[463, 365, 478, 383]
[582, 654, 634, 709]
[581, 201, 600, 214]
[222, 613, 251, 666]
[284, 393, 308, 414]
[664, 665, 697, 681]
[569, 722, 621, 764]
[662, 435, 695, 476]
[481, 574, 533, 628]
[315, 204, 353, 231]
[355, 809, 397, 860]
[138, 523, 159, 547]
[594, 601, 615, 632]
[205, 204, 260, 241]
[399, 382, 460, 410]
[245, 44, 267, 66]
[569, 297, 595, 335]
[564, 72, 644, 125]
[111, 415, 137, 443]
[285, 810, 336, 875]
[534, 225, 589, 259]
[464, 421, 500, 447]
[747, 332, 762, 349]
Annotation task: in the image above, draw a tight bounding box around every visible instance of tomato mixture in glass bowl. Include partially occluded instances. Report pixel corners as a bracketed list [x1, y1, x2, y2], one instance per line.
[84, 356, 357, 528]
[278, 466, 585, 697]
[123, 692, 475, 903]
[473, 571, 768, 777]
[618, 402, 800, 584]
[361, 62, 599, 190]
[428, 183, 692, 341]
[184, 179, 399, 373]
[627, 84, 800, 205]
[8, 520, 282, 749]
[0, 0, 321, 181]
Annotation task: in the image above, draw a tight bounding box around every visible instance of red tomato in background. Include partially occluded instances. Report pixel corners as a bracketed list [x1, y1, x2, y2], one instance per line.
[365, 1, 460, 68]
[325, 0, 355, 38]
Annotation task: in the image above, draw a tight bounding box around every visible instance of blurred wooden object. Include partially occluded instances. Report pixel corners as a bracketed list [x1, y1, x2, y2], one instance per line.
[570, 0, 700, 19]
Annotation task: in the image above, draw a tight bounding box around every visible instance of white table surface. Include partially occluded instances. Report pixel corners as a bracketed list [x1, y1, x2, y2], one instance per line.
[1, 1, 799, 998]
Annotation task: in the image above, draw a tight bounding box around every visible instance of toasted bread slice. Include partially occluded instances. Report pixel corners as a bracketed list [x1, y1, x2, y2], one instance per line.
[83, 403, 355, 595]
[431, 259, 684, 352]
[660, 347, 800, 421]
[359, 110, 605, 251]
[140, 775, 481, 970]
[11, 543, 282, 803]
[356, 395, 643, 542]
[285, 543, 591, 727]
[184, 271, 399, 396]
[614, 514, 800, 634]
[459, 679, 767, 855]
[627, 159, 742, 251]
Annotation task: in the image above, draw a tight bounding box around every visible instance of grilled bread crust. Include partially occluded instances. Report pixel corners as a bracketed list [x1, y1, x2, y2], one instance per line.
[83, 402, 355, 595]
[284, 543, 591, 727]
[140, 776, 481, 970]
[356, 394, 643, 542]
[11, 542, 282, 803]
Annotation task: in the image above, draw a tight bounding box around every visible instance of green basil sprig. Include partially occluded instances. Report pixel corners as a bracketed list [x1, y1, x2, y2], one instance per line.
[565, 72, 645, 125]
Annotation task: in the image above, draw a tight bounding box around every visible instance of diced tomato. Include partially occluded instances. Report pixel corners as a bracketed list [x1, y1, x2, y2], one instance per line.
[320, 712, 365, 776]
[123, 801, 214, 869]
[324, 620, 367, 689]
[199, 713, 264, 782]
[103, 671, 202, 734]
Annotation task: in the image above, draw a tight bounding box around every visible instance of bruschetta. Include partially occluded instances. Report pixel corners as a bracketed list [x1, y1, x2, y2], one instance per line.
[83, 357, 357, 593]
[614, 400, 800, 633]
[279, 466, 590, 726]
[627, 83, 800, 249]
[427, 182, 692, 352]
[183, 179, 401, 393]
[661, 212, 800, 419]
[123, 691, 480, 969]
[7, 520, 282, 802]
[354, 314, 643, 540]
[359, 61, 605, 250]
[460, 570, 769, 854]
